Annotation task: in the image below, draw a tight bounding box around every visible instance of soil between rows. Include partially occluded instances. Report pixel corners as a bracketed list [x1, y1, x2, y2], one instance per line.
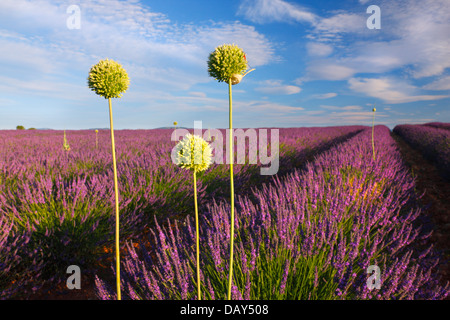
[391, 132, 450, 294]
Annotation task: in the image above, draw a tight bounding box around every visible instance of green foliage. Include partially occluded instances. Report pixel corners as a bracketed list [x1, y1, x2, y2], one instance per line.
[16, 125, 25, 130]
[207, 44, 249, 83]
[87, 59, 130, 99]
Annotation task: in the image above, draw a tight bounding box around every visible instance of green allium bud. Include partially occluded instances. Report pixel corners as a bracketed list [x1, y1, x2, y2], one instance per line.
[87, 59, 129, 99]
[208, 44, 252, 84]
[174, 134, 212, 172]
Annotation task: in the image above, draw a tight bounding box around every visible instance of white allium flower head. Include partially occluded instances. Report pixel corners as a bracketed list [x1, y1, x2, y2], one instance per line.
[174, 134, 212, 172]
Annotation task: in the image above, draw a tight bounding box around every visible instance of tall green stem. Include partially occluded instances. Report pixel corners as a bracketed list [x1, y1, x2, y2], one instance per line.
[108, 98, 121, 300]
[227, 79, 235, 300]
[372, 107, 376, 161]
[193, 169, 201, 300]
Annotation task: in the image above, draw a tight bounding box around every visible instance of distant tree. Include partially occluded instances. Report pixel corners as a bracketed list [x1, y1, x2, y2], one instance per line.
[28, 128, 36, 130]
[16, 125, 25, 130]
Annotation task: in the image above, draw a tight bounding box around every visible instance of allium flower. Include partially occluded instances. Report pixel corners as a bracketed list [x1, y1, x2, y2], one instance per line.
[173, 122, 178, 139]
[63, 130, 70, 151]
[174, 134, 212, 300]
[207, 44, 254, 85]
[87, 58, 129, 300]
[207, 43, 254, 300]
[87, 59, 129, 99]
[174, 134, 212, 172]
[95, 130, 99, 149]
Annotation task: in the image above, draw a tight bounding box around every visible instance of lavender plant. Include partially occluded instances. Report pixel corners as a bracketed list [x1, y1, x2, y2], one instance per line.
[88, 58, 130, 300]
[422, 122, 450, 131]
[207, 44, 254, 300]
[95, 126, 449, 300]
[0, 129, 208, 297]
[0, 215, 44, 299]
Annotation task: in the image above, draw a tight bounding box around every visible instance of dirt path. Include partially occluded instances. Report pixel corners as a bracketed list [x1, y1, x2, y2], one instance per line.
[392, 132, 450, 291]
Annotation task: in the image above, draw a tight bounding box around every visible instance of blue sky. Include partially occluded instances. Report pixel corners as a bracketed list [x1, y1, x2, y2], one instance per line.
[0, 0, 449, 130]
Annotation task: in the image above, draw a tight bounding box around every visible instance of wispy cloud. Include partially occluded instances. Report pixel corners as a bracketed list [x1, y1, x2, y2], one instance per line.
[301, 62, 355, 81]
[237, 0, 317, 24]
[348, 77, 450, 104]
[255, 80, 301, 95]
[423, 76, 450, 91]
[314, 93, 337, 99]
[0, 0, 275, 100]
[306, 42, 333, 57]
[320, 105, 362, 111]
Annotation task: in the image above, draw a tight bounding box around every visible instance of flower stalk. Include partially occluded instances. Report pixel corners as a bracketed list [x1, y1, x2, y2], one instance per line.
[227, 77, 235, 301]
[174, 121, 178, 139]
[207, 44, 253, 300]
[173, 133, 212, 300]
[108, 97, 121, 300]
[87, 58, 129, 300]
[63, 130, 70, 151]
[193, 168, 201, 299]
[372, 106, 376, 160]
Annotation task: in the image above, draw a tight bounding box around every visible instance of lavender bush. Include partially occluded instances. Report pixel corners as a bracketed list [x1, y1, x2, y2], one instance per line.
[95, 126, 449, 300]
[394, 124, 450, 181]
[0, 129, 206, 288]
[422, 122, 450, 131]
[1, 127, 357, 296]
[0, 215, 44, 299]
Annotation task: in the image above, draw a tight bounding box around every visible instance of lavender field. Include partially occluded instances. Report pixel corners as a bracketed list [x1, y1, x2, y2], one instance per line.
[0, 125, 449, 300]
[394, 124, 450, 181]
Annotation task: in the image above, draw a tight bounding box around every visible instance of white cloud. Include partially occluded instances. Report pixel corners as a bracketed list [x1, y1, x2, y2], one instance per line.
[423, 76, 450, 91]
[237, 0, 317, 24]
[314, 92, 337, 99]
[189, 91, 207, 98]
[348, 77, 450, 103]
[312, 12, 365, 38]
[0, 0, 275, 101]
[312, 0, 450, 79]
[255, 80, 301, 95]
[306, 42, 333, 57]
[303, 62, 355, 81]
[237, 100, 304, 113]
[320, 105, 362, 111]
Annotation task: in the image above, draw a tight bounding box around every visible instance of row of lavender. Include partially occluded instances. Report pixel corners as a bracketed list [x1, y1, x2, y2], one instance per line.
[422, 122, 450, 131]
[95, 125, 449, 300]
[0, 126, 363, 298]
[393, 124, 450, 181]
